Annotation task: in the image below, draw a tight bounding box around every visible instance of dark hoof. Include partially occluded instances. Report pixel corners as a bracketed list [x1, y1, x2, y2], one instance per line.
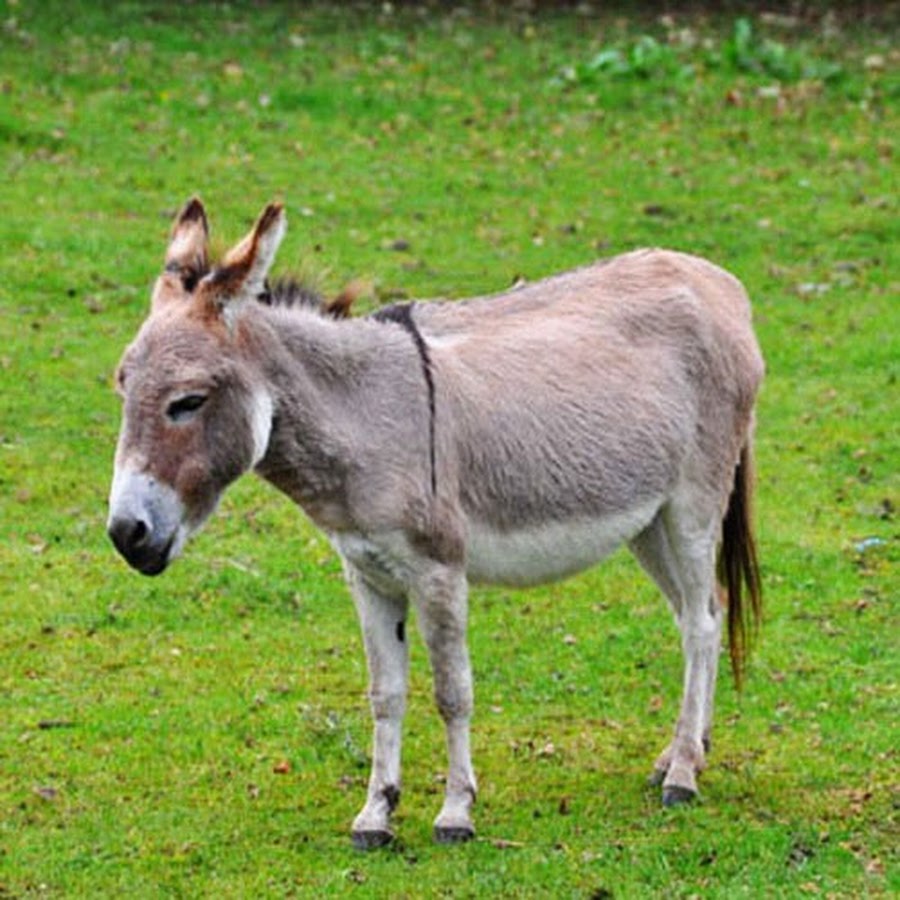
[351, 829, 394, 850]
[434, 824, 475, 844]
[662, 785, 697, 808]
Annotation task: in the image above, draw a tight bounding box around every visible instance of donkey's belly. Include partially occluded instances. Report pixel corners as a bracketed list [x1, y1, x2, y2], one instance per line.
[465, 499, 660, 587]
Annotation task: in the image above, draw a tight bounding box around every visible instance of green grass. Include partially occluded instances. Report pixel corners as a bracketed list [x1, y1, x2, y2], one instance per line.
[1, 2, 898, 896]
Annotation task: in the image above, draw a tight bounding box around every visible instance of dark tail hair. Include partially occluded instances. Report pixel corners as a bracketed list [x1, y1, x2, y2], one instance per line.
[718, 446, 762, 689]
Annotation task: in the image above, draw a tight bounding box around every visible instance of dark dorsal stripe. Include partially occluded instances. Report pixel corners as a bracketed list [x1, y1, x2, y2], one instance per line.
[373, 302, 437, 496]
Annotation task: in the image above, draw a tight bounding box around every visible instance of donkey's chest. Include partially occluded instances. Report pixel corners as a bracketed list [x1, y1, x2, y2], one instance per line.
[465, 500, 660, 587]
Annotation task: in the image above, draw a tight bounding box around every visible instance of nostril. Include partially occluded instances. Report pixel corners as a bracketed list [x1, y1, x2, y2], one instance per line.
[109, 515, 151, 558]
[131, 519, 148, 546]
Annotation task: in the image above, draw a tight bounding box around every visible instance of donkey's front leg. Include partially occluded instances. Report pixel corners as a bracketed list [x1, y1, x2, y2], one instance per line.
[345, 566, 410, 849]
[414, 566, 477, 843]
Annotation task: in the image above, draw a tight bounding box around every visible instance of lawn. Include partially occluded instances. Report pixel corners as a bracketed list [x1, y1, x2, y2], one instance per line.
[1, 2, 897, 896]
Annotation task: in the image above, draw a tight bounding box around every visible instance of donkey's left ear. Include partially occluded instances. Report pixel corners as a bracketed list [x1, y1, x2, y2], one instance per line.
[198, 203, 286, 313]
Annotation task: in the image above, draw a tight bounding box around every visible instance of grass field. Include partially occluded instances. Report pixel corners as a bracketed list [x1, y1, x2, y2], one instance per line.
[1, 2, 898, 896]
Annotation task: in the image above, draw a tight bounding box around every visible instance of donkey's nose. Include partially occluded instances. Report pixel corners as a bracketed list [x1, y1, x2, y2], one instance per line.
[107, 514, 173, 575]
[108, 467, 183, 575]
[108, 515, 151, 560]
[108, 514, 173, 575]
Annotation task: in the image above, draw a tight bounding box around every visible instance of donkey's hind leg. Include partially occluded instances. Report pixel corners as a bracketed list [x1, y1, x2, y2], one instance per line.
[629, 504, 723, 806]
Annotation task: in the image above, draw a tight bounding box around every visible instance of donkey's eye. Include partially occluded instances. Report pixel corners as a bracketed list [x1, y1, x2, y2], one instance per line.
[166, 394, 208, 423]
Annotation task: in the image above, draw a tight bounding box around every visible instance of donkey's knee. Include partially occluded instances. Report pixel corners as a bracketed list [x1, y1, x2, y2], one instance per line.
[433, 682, 473, 724]
[369, 689, 406, 722]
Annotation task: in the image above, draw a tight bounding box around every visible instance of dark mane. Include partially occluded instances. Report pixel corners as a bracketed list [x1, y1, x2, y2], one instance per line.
[258, 277, 325, 312]
[257, 277, 358, 319]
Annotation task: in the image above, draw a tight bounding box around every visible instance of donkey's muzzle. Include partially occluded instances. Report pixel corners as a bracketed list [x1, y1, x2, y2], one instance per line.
[108, 466, 184, 576]
[108, 514, 173, 576]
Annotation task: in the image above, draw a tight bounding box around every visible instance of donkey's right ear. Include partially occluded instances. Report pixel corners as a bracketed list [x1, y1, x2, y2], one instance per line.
[163, 197, 210, 291]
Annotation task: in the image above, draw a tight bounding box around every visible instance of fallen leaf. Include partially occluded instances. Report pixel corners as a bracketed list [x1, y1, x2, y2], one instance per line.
[38, 719, 75, 730]
[490, 838, 525, 849]
[26, 534, 48, 554]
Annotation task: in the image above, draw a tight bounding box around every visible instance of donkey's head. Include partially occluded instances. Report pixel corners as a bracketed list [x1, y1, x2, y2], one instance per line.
[108, 199, 285, 575]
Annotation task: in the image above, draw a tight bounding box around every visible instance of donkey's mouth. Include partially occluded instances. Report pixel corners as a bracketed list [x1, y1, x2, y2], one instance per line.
[135, 536, 175, 576]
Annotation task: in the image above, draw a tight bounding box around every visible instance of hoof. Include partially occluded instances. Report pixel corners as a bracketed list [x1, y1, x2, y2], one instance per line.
[662, 785, 697, 808]
[351, 829, 394, 850]
[434, 824, 475, 844]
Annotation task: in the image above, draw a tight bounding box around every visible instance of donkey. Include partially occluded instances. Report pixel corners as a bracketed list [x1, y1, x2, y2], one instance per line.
[108, 199, 764, 848]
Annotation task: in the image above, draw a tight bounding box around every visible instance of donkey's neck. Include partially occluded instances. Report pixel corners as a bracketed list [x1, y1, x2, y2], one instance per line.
[242, 305, 425, 532]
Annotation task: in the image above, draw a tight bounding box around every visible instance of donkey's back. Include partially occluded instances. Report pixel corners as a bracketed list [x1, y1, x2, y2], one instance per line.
[418, 248, 757, 346]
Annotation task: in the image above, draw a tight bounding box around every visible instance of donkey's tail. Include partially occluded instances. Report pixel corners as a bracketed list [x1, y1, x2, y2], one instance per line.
[718, 445, 762, 689]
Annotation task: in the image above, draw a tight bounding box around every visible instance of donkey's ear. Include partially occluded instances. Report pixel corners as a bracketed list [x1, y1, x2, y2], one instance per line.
[198, 203, 286, 311]
[164, 197, 210, 290]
